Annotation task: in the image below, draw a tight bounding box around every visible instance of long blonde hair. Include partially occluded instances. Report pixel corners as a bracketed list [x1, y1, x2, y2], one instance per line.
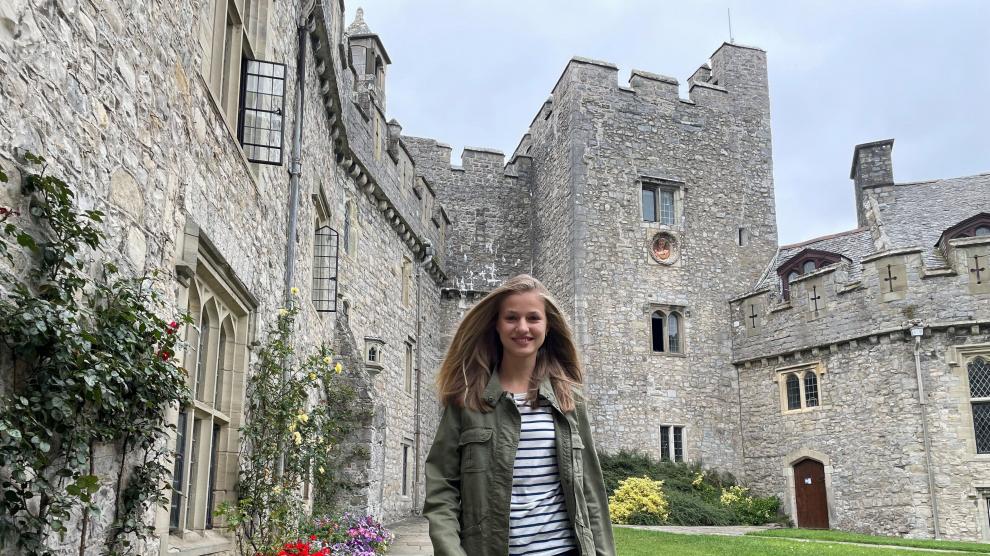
[436, 274, 584, 412]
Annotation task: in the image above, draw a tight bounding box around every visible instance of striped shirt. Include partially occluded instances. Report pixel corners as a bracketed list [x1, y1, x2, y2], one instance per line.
[508, 392, 577, 556]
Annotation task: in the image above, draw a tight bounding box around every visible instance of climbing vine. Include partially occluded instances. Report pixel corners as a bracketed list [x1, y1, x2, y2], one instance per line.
[216, 301, 369, 555]
[0, 153, 189, 554]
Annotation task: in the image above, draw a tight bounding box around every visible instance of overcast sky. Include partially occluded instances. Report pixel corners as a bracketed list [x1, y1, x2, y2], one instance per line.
[346, 1, 989, 245]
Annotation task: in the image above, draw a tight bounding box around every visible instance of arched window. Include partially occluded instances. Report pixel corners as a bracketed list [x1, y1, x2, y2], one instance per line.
[195, 309, 212, 402]
[804, 372, 819, 407]
[969, 357, 990, 454]
[802, 260, 816, 273]
[651, 311, 665, 353]
[786, 374, 802, 411]
[975, 226, 990, 236]
[667, 313, 681, 353]
[369, 345, 379, 363]
[788, 271, 799, 283]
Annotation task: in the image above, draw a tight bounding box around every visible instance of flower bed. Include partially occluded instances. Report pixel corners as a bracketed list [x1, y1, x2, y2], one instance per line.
[280, 513, 393, 556]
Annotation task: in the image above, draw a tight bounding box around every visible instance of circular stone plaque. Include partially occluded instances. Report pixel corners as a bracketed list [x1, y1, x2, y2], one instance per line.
[649, 233, 678, 264]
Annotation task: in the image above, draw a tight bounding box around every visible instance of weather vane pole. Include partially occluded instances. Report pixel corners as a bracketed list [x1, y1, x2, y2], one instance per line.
[728, 8, 735, 44]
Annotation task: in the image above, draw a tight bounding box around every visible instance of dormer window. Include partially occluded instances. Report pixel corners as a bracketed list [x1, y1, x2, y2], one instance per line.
[777, 248, 846, 300]
[936, 213, 990, 248]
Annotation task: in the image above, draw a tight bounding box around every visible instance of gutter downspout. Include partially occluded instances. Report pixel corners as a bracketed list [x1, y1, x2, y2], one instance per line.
[413, 241, 435, 512]
[911, 325, 941, 539]
[279, 6, 311, 478]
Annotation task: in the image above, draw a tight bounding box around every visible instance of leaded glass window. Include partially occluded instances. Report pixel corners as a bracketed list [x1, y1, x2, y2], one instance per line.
[804, 372, 819, 407]
[312, 226, 339, 312]
[660, 425, 670, 462]
[169, 411, 189, 531]
[205, 423, 221, 529]
[976, 226, 990, 236]
[659, 189, 675, 225]
[970, 358, 990, 454]
[802, 260, 817, 273]
[668, 313, 681, 353]
[786, 374, 801, 410]
[672, 426, 684, 462]
[238, 59, 286, 165]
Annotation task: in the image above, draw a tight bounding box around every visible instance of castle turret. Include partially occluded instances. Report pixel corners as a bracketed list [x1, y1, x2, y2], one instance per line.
[850, 139, 894, 227]
[346, 7, 391, 111]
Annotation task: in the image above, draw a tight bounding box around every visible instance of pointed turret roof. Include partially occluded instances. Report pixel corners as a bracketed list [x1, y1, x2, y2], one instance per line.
[345, 7, 391, 64]
[346, 7, 373, 36]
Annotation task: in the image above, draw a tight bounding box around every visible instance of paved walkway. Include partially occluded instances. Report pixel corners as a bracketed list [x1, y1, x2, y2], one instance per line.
[388, 517, 433, 556]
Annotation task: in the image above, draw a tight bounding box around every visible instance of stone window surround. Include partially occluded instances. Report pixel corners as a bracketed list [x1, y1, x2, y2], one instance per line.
[781, 448, 836, 528]
[400, 438, 414, 498]
[648, 305, 687, 356]
[947, 343, 990, 461]
[977, 485, 990, 541]
[311, 188, 339, 315]
[777, 248, 845, 301]
[403, 338, 415, 396]
[638, 176, 684, 228]
[365, 336, 385, 373]
[165, 228, 255, 554]
[775, 361, 826, 414]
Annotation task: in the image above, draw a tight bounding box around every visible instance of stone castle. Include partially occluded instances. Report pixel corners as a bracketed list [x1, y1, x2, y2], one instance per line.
[0, 0, 987, 553]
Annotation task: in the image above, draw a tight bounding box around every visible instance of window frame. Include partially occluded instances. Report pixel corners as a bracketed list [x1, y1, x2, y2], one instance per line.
[968, 356, 990, 455]
[776, 362, 825, 414]
[404, 341, 414, 395]
[649, 307, 686, 355]
[169, 245, 252, 542]
[659, 424, 685, 462]
[640, 179, 682, 226]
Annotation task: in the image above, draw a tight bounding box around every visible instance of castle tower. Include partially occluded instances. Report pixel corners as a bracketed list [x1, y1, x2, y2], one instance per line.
[346, 7, 391, 111]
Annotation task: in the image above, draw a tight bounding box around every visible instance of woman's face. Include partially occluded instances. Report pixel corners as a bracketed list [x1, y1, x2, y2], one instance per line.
[496, 291, 547, 359]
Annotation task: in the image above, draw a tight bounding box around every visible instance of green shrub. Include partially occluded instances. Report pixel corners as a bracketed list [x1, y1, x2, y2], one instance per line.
[600, 451, 781, 526]
[608, 476, 670, 525]
[663, 489, 736, 526]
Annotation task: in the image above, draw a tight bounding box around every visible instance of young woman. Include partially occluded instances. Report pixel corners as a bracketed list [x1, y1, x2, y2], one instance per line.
[424, 274, 615, 556]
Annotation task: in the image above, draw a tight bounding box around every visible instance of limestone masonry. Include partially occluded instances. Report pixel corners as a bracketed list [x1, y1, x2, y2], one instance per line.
[0, 0, 988, 553]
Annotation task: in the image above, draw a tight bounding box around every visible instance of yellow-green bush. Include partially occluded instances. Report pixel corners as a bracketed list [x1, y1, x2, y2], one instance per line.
[608, 476, 670, 525]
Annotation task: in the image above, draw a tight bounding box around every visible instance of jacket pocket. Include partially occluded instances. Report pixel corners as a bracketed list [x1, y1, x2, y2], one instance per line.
[459, 427, 493, 473]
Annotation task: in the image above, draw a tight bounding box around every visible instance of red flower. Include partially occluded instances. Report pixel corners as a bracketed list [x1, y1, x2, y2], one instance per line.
[309, 535, 317, 541]
[166, 321, 179, 334]
[159, 349, 171, 361]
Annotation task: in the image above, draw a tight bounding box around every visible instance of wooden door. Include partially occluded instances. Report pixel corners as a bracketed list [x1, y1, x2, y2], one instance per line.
[793, 459, 829, 529]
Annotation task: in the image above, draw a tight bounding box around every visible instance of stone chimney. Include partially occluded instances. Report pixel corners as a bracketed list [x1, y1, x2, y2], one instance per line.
[850, 139, 894, 227]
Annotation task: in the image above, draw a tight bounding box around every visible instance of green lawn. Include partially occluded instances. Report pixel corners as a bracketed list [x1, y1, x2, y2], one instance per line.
[749, 529, 990, 553]
[614, 527, 964, 555]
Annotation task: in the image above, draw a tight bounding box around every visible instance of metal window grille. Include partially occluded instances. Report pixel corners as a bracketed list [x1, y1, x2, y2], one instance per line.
[660, 189, 676, 225]
[786, 374, 802, 410]
[169, 411, 189, 530]
[660, 426, 670, 461]
[642, 188, 657, 222]
[668, 313, 681, 353]
[673, 426, 684, 462]
[804, 372, 819, 408]
[651, 312, 665, 352]
[970, 358, 990, 398]
[238, 59, 286, 165]
[312, 226, 339, 312]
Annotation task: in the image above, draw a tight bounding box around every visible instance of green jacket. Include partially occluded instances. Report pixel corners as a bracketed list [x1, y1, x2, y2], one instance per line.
[423, 373, 616, 556]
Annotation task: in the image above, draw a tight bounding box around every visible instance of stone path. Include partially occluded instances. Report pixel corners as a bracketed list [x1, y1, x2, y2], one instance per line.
[388, 517, 433, 556]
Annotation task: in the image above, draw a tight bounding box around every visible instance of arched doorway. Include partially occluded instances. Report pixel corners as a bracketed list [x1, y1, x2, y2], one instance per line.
[793, 458, 829, 529]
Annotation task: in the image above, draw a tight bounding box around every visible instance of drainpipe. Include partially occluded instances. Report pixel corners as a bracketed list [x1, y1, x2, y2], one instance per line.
[911, 325, 941, 539]
[279, 4, 312, 478]
[413, 241, 435, 512]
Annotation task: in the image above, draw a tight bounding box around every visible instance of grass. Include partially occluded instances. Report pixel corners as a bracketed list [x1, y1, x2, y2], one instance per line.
[749, 529, 990, 553]
[613, 527, 967, 555]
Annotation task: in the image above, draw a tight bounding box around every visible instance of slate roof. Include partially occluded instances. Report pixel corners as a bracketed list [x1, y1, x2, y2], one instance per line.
[871, 173, 990, 268]
[747, 170, 989, 296]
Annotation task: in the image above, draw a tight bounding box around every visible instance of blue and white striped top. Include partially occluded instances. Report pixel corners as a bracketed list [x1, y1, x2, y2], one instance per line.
[508, 392, 577, 556]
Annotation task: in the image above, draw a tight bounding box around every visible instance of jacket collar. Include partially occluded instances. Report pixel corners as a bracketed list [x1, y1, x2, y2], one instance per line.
[482, 371, 562, 413]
